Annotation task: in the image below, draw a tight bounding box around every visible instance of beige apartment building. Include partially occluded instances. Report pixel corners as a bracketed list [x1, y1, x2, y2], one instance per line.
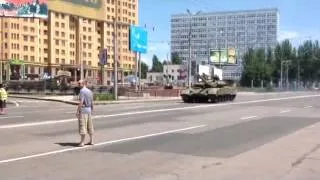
[0, 0, 138, 85]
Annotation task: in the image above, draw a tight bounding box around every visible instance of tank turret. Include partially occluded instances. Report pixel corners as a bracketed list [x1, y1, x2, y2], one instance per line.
[180, 72, 237, 103]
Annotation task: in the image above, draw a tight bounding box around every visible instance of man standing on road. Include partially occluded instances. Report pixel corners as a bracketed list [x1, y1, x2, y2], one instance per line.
[76, 79, 94, 147]
[0, 83, 8, 115]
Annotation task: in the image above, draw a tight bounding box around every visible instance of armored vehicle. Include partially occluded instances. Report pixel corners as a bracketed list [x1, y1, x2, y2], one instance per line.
[180, 73, 237, 103]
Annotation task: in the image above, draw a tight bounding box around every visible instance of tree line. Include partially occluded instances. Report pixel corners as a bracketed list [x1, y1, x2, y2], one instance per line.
[139, 52, 183, 79]
[241, 39, 320, 88]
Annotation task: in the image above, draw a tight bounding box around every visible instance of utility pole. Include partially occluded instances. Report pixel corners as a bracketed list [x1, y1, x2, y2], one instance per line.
[186, 9, 201, 88]
[297, 58, 300, 89]
[0, 13, 4, 84]
[286, 63, 289, 89]
[135, 52, 138, 91]
[280, 60, 291, 90]
[139, 53, 142, 90]
[188, 17, 192, 88]
[80, 36, 84, 80]
[113, 0, 118, 100]
[280, 60, 283, 89]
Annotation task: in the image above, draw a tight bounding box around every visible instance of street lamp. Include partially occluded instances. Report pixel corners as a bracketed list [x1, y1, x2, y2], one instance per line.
[186, 9, 201, 88]
[280, 60, 291, 89]
[0, 12, 4, 84]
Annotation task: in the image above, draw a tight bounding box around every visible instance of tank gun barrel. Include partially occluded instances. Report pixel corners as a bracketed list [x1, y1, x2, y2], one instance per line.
[197, 73, 209, 84]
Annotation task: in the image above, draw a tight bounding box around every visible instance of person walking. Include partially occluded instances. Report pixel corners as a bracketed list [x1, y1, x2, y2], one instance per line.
[76, 79, 94, 147]
[0, 83, 8, 115]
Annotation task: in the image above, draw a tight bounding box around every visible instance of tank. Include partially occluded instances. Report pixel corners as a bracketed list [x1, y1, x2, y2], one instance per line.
[180, 73, 237, 103]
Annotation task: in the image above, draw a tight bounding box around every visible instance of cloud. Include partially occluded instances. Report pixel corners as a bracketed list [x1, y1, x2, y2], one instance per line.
[141, 42, 170, 69]
[278, 30, 299, 42]
[278, 30, 320, 47]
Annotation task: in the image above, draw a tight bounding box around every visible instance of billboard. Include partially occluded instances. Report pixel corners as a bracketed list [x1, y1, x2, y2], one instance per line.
[209, 48, 237, 65]
[48, 0, 105, 21]
[0, 0, 48, 18]
[129, 25, 148, 54]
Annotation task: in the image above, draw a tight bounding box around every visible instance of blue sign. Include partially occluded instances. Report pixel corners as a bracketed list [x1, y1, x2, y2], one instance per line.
[130, 25, 148, 54]
[99, 48, 107, 65]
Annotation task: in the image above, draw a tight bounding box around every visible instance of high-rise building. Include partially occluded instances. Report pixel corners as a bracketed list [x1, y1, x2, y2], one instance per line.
[0, 0, 138, 85]
[171, 8, 279, 80]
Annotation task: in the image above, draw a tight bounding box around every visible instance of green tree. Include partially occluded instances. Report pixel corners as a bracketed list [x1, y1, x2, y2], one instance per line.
[138, 60, 149, 79]
[171, 52, 182, 64]
[151, 55, 163, 72]
[241, 48, 275, 87]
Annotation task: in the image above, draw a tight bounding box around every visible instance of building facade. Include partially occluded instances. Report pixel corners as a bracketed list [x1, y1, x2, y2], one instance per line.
[0, 0, 138, 85]
[147, 64, 188, 86]
[171, 8, 279, 80]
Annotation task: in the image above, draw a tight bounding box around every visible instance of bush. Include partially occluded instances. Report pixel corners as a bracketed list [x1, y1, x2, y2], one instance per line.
[94, 93, 115, 101]
[265, 84, 274, 92]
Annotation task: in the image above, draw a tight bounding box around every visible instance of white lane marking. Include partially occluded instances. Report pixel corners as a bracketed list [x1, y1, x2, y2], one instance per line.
[1, 94, 320, 129]
[65, 105, 149, 114]
[304, 106, 313, 109]
[240, 116, 258, 120]
[10, 108, 75, 114]
[0, 124, 207, 164]
[0, 116, 24, 120]
[280, 109, 291, 114]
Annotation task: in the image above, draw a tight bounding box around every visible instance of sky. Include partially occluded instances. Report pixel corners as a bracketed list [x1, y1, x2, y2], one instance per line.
[138, 0, 320, 68]
[2, 0, 47, 4]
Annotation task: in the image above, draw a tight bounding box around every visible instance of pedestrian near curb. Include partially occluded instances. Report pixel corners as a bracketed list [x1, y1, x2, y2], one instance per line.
[76, 79, 94, 147]
[0, 83, 8, 115]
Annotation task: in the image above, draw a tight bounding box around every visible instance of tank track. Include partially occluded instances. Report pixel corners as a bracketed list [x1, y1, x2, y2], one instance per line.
[181, 94, 236, 103]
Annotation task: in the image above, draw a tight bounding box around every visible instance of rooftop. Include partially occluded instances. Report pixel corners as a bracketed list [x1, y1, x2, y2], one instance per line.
[171, 8, 279, 18]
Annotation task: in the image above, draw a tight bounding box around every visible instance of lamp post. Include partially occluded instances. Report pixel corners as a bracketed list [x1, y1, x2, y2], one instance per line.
[280, 60, 291, 89]
[0, 12, 4, 84]
[186, 9, 201, 88]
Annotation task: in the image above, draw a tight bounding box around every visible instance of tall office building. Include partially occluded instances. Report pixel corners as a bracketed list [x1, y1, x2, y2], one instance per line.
[171, 8, 279, 80]
[0, 0, 138, 85]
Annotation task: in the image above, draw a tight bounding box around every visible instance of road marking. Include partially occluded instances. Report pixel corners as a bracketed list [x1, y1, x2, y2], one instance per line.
[240, 116, 258, 120]
[1, 94, 320, 129]
[0, 116, 24, 120]
[304, 106, 313, 109]
[10, 108, 75, 114]
[280, 109, 291, 114]
[0, 124, 207, 164]
[65, 105, 148, 114]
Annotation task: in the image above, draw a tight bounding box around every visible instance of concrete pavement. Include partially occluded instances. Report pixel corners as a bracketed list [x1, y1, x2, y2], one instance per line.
[1, 92, 320, 179]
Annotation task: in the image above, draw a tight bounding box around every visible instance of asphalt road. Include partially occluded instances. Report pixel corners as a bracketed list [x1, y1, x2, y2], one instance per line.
[1, 91, 320, 179]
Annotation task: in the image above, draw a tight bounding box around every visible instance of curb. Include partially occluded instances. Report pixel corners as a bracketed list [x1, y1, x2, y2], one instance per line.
[7, 100, 20, 107]
[9, 95, 182, 106]
[9, 95, 78, 105]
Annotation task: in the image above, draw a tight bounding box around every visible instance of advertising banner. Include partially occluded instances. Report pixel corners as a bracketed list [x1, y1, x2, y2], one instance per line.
[0, 0, 48, 18]
[227, 48, 237, 64]
[209, 48, 237, 65]
[48, 0, 106, 21]
[129, 25, 148, 54]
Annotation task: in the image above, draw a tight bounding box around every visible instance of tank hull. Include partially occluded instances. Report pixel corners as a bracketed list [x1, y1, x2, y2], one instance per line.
[180, 87, 237, 103]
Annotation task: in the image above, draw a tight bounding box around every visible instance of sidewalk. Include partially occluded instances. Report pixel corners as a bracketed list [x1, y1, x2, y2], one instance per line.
[183, 121, 320, 179]
[9, 95, 182, 105]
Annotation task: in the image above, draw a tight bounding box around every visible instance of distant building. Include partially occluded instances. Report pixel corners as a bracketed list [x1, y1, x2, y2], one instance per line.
[147, 64, 188, 85]
[163, 64, 187, 83]
[146, 72, 163, 84]
[171, 8, 279, 81]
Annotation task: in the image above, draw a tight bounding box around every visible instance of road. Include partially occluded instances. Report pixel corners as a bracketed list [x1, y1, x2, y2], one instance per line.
[1, 91, 320, 179]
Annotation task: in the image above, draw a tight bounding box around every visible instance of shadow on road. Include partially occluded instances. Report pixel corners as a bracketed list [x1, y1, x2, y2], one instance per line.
[55, 142, 79, 147]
